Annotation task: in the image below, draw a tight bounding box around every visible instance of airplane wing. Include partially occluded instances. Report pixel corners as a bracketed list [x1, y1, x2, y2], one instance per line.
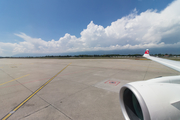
[143, 49, 180, 72]
[119, 49, 180, 120]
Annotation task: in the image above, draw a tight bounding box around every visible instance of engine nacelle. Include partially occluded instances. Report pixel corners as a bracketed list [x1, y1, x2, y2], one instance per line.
[119, 76, 180, 120]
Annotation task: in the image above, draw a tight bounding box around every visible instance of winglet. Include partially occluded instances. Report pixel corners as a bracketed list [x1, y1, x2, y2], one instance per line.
[143, 49, 150, 57]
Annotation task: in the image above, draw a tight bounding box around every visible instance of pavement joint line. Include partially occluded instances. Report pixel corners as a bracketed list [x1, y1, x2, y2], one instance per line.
[34, 92, 73, 120]
[19, 105, 50, 120]
[0, 74, 30, 86]
[1, 63, 71, 120]
[143, 60, 152, 80]
[57, 80, 91, 102]
[0, 69, 17, 82]
[49, 103, 73, 120]
[31, 77, 89, 120]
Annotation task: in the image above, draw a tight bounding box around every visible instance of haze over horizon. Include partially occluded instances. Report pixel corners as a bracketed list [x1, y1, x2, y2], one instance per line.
[0, 0, 180, 57]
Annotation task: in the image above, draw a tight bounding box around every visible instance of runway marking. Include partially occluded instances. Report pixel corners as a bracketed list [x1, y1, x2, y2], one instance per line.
[0, 74, 30, 86]
[2, 63, 71, 120]
[95, 79, 126, 93]
[104, 80, 121, 86]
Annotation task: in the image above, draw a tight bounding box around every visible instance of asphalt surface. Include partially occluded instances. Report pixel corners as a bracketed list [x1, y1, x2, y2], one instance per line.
[0, 58, 179, 120]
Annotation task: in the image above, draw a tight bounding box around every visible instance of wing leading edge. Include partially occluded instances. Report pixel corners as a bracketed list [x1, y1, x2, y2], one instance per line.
[143, 49, 180, 72]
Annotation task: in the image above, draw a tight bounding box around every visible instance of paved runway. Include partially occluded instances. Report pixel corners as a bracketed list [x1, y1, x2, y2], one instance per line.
[0, 58, 179, 120]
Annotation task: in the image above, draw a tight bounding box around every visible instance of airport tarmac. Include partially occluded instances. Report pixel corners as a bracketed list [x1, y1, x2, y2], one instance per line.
[0, 58, 179, 120]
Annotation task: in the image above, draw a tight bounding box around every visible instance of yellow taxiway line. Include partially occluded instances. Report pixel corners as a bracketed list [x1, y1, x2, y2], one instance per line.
[2, 63, 71, 120]
[0, 74, 30, 86]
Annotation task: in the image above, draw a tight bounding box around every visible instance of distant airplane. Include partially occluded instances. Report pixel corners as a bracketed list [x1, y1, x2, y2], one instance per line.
[119, 49, 180, 120]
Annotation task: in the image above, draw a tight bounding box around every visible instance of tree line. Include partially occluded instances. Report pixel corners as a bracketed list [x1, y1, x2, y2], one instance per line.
[0, 53, 180, 58]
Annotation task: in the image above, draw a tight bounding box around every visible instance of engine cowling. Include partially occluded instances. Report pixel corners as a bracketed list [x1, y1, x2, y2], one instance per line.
[119, 76, 180, 120]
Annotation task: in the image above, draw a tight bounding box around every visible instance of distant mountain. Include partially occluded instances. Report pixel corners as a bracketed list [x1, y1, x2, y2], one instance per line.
[12, 53, 48, 57]
[12, 49, 143, 57]
[12, 48, 180, 57]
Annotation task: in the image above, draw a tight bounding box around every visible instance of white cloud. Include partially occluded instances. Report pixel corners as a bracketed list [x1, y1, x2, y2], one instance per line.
[0, 0, 180, 56]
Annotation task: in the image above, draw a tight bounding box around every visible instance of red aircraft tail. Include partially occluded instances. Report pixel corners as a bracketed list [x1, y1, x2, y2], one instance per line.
[143, 49, 150, 57]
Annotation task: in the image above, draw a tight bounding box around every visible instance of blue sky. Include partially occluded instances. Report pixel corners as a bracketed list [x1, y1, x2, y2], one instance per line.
[0, 0, 180, 56]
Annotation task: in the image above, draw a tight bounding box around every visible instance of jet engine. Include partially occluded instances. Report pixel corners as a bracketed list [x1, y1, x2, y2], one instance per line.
[119, 76, 180, 120]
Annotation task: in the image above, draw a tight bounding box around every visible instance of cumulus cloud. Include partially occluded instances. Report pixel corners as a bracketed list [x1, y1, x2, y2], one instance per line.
[0, 0, 180, 56]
